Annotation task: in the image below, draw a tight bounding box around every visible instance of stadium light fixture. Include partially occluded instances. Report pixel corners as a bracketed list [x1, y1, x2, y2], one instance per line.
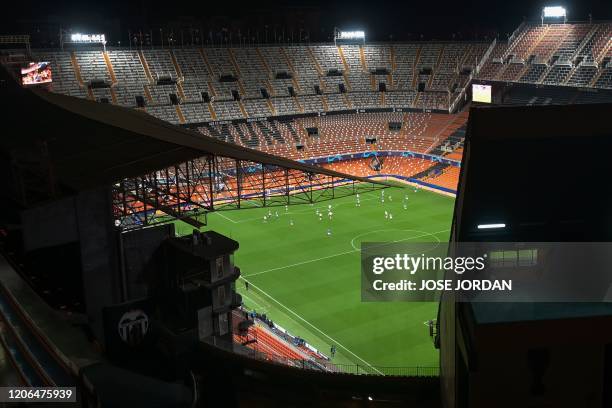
[334, 28, 366, 45]
[70, 33, 107, 44]
[542, 6, 567, 24]
[477, 223, 506, 230]
[542, 6, 566, 18]
[337, 30, 365, 40]
[65, 32, 107, 51]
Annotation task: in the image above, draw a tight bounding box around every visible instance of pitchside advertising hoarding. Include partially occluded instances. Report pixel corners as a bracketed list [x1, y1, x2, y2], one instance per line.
[361, 242, 612, 302]
[472, 84, 492, 103]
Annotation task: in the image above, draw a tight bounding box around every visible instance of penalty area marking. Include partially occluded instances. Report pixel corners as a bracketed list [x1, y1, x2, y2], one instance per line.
[239, 276, 384, 375]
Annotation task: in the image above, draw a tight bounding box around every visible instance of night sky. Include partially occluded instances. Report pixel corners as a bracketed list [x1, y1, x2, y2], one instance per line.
[2, 0, 611, 43]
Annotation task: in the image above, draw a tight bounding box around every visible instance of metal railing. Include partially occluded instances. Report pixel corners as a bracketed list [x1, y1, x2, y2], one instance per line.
[327, 364, 438, 377]
[507, 21, 527, 47]
[222, 335, 439, 377]
[448, 37, 497, 113]
[217, 310, 441, 377]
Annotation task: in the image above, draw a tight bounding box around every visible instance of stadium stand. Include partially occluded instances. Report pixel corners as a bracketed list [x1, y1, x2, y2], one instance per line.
[24, 24, 612, 192]
[323, 157, 439, 179]
[444, 148, 463, 161]
[24, 22, 612, 125]
[476, 22, 612, 88]
[498, 83, 612, 106]
[421, 165, 460, 190]
[240, 324, 307, 362]
[476, 42, 508, 80]
[31, 42, 494, 116]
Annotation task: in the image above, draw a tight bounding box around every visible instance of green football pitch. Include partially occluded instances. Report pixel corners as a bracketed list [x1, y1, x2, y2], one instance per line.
[174, 184, 455, 373]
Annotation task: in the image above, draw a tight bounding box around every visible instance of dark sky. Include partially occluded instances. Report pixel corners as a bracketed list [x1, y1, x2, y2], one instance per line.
[3, 0, 611, 42]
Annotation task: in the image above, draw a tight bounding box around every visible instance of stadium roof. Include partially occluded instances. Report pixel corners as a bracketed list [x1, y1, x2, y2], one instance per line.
[0, 67, 385, 196]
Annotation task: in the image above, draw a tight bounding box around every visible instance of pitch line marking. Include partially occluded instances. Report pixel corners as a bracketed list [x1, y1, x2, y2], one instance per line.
[349, 228, 442, 251]
[239, 276, 385, 375]
[215, 211, 238, 224]
[244, 229, 449, 278]
[245, 249, 357, 277]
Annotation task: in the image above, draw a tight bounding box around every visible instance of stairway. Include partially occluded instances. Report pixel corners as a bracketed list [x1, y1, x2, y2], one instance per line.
[138, 51, 154, 83]
[282, 119, 301, 143]
[238, 101, 248, 118]
[203, 123, 224, 142]
[307, 47, 324, 76]
[359, 46, 368, 71]
[256, 48, 273, 77]
[233, 123, 251, 146]
[293, 96, 304, 113]
[268, 121, 286, 144]
[342, 93, 352, 109]
[228, 48, 242, 76]
[70, 52, 85, 88]
[254, 122, 275, 145]
[143, 85, 153, 103]
[266, 99, 276, 115]
[207, 81, 217, 98]
[245, 123, 263, 147]
[428, 45, 446, 89]
[221, 124, 236, 144]
[199, 48, 215, 76]
[207, 103, 217, 120]
[110, 88, 118, 104]
[338, 46, 350, 72]
[411, 46, 422, 89]
[320, 95, 329, 111]
[429, 125, 466, 156]
[102, 51, 117, 84]
[175, 105, 186, 124]
[266, 79, 276, 97]
[413, 162, 449, 180]
[176, 82, 186, 101]
[412, 92, 421, 108]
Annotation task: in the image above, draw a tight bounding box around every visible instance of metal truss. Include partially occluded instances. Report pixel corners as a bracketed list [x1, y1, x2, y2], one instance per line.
[112, 153, 384, 230]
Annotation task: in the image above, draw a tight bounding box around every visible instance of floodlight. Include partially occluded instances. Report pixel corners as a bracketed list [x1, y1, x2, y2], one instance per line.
[70, 33, 106, 44]
[338, 31, 365, 40]
[477, 223, 506, 230]
[543, 6, 566, 18]
[334, 29, 365, 45]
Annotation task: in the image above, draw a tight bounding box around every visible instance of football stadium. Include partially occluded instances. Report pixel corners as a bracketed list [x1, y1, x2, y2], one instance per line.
[2, 1, 612, 406]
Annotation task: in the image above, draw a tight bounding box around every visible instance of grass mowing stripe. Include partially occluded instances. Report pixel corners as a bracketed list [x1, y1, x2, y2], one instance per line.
[244, 228, 449, 278]
[174, 184, 454, 370]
